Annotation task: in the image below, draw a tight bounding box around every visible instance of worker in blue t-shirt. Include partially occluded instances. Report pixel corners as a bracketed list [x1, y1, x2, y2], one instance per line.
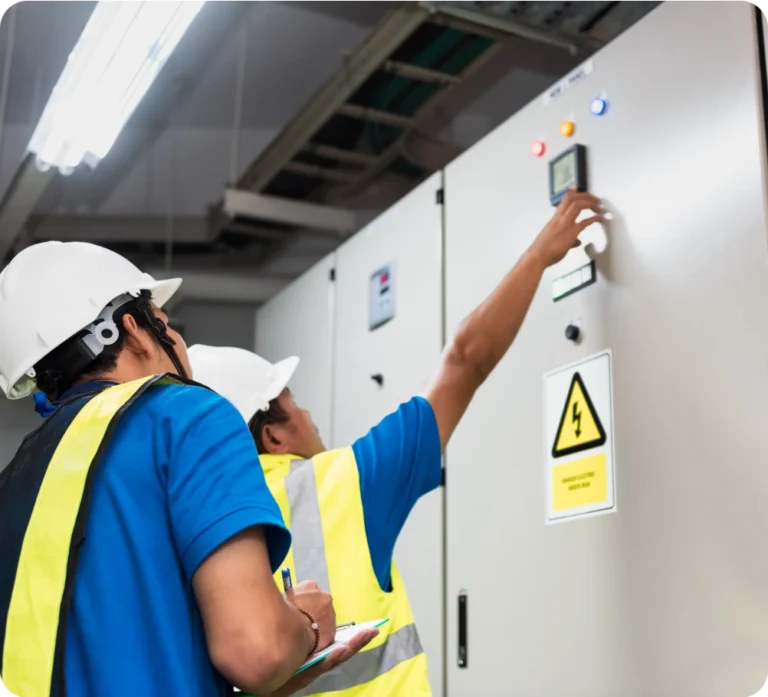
[0, 242, 378, 697]
[189, 189, 605, 697]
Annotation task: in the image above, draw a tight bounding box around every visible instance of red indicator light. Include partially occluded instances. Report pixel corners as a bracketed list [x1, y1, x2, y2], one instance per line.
[531, 141, 545, 157]
[380, 273, 389, 284]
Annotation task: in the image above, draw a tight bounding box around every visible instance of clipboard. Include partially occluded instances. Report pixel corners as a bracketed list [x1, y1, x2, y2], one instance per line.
[297, 618, 389, 674]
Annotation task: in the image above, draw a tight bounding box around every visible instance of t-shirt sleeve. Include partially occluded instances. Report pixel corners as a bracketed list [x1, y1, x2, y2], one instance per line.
[352, 396, 442, 591]
[163, 387, 291, 579]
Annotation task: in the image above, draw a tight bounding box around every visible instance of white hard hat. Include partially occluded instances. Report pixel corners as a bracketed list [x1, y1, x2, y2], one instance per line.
[188, 344, 299, 423]
[0, 241, 181, 399]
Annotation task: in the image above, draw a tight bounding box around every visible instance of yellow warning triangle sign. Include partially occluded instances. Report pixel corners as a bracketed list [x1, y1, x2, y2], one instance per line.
[552, 371, 606, 458]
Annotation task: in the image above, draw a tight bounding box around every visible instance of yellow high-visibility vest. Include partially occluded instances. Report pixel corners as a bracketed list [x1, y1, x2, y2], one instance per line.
[0, 374, 187, 697]
[261, 450, 432, 697]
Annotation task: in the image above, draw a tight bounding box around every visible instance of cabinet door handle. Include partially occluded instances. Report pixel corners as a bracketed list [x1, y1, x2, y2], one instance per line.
[458, 591, 468, 669]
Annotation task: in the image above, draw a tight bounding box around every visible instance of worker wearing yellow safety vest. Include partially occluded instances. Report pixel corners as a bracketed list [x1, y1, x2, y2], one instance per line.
[189, 189, 606, 697]
[0, 242, 378, 697]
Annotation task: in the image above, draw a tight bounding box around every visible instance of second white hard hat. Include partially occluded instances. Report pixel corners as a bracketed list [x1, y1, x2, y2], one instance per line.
[188, 344, 299, 423]
[0, 241, 181, 399]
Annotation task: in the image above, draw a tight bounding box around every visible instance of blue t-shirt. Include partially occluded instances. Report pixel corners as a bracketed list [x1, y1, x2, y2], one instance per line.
[58, 381, 291, 697]
[352, 396, 442, 591]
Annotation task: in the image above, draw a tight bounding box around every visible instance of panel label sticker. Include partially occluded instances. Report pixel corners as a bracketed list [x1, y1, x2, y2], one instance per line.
[544, 350, 615, 523]
[542, 59, 594, 106]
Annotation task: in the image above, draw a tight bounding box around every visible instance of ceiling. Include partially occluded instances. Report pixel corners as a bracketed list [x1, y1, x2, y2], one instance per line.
[0, 1, 660, 300]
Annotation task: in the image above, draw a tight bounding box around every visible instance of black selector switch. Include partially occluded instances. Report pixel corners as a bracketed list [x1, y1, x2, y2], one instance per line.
[565, 324, 581, 343]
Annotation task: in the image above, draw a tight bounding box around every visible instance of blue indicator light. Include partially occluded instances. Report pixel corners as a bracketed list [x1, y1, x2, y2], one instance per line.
[591, 97, 607, 115]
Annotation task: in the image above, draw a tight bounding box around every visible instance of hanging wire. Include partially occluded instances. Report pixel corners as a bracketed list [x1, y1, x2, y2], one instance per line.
[165, 112, 175, 274]
[230, 22, 249, 184]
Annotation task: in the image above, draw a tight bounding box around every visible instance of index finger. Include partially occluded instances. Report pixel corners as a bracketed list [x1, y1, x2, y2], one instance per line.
[564, 197, 603, 216]
[345, 628, 379, 650]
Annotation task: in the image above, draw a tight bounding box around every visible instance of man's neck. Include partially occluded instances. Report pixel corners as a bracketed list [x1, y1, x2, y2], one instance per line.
[97, 357, 170, 386]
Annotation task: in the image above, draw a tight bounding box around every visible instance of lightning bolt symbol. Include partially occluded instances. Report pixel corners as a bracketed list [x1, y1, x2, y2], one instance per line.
[572, 401, 582, 438]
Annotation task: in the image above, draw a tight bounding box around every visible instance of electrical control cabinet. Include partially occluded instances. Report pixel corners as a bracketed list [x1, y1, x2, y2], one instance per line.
[444, 3, 768, 696]
[333, 173, 445, 696]
[255, 253, 336, 446]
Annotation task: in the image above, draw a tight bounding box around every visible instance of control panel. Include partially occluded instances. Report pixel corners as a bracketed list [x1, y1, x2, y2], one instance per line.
[529, 87, 609, 301]
[369, 263, 395, 330]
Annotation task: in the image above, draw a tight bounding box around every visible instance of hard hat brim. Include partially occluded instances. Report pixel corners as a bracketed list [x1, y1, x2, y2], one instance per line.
[267, 355, 299, 403]
[244, 355, 299, 422]
[147, 277, 182, 308]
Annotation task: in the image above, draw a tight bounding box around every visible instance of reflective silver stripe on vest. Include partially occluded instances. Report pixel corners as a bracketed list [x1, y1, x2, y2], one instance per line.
[294, 623, 424, 696]
[284, 458, 331, 593]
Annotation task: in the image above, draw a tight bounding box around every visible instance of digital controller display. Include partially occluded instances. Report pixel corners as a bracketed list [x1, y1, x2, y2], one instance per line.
[552, 151, 577, 194]
[549, 144, 587, 206]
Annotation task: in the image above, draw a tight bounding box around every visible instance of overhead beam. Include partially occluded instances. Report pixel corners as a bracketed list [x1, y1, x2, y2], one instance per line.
[0, 154, 54, 262]
[337, 103, 414, 128]
[222, 189, 356, 235]
[301, 143, 377, 168]
[422, 2, 604, 54]
[282, 161, 358, 186]
[31, 214, 212, 243]
[236, 3, 430, 192]
[382, 59, 461, 85]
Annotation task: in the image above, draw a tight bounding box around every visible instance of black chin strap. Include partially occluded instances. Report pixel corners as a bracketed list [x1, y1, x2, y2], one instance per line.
[136, 300, 189, 380]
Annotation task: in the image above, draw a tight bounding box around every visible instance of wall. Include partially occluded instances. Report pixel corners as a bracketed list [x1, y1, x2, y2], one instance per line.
[176, 300, 258, 352]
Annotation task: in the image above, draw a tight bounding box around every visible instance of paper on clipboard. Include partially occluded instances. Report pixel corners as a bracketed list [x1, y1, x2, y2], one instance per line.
[233, 619, 389, 692]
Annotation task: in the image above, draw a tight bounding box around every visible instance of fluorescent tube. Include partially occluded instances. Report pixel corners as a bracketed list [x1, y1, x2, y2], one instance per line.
[28, 1, 204, 175]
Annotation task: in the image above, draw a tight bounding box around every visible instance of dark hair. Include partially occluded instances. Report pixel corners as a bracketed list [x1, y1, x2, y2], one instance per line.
[34, 291, 159, 401]
[248, 397, 291, 454]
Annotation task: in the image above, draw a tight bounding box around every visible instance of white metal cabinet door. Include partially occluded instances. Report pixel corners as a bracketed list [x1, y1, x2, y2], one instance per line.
[445, 3, 768, 696]
[255, 253, 336, 446]
[333, 172, 445, 696]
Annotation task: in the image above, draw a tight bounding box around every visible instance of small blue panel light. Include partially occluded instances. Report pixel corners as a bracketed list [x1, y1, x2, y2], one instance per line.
[590, 97, 607, 116]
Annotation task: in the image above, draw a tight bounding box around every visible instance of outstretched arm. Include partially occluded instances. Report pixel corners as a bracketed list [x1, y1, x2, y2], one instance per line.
[424, 190, 604, 449]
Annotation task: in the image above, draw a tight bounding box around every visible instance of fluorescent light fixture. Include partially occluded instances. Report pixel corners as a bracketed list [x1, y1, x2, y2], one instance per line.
[28, 1, 204, 175]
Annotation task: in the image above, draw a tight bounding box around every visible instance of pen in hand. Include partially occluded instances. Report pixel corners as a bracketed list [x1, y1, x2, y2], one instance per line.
[282, 567, 293, 593]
